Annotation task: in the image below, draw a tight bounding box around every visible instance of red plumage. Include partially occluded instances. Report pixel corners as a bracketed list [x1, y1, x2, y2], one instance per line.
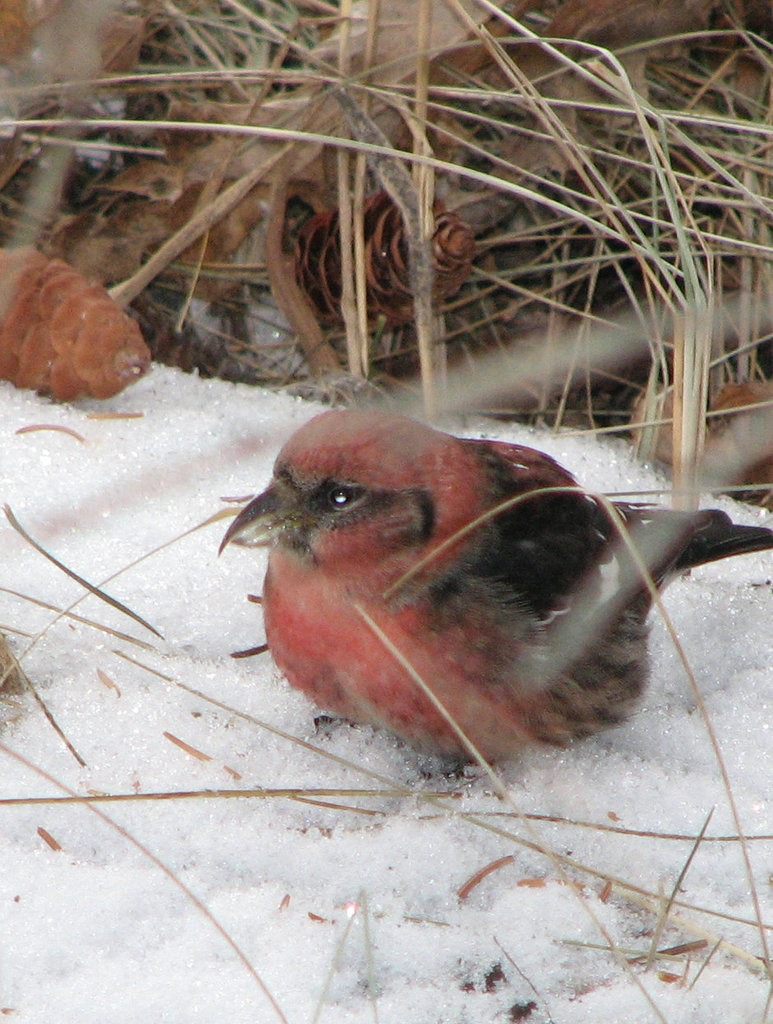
[221, 410, 773, 760]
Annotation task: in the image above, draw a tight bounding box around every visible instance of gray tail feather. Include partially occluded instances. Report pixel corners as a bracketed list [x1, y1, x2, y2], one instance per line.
[675, 510, 773, 571]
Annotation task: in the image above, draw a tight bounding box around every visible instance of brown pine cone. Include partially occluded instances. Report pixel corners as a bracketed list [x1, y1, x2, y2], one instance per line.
[0, 247, 151, 400]
[295, 191, 475, 327]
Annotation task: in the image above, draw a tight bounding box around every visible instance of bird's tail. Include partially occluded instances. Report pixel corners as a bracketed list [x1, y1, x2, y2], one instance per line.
[674, 509, 773, 571]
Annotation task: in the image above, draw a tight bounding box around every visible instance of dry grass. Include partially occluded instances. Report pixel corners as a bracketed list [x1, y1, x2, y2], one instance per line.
[1, 1, 771, 485]
[1, 2, 773, 1020]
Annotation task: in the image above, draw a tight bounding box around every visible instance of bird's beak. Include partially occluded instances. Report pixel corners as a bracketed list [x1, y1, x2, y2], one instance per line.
[219, 485, 287, 554]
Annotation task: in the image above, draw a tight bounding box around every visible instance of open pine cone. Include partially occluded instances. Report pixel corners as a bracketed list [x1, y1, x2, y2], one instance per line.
[0, 247, 150, 400]
[295, 191, 476, 326]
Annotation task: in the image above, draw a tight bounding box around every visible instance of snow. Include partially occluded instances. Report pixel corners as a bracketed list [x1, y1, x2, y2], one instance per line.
[0, 365, 771, 1024]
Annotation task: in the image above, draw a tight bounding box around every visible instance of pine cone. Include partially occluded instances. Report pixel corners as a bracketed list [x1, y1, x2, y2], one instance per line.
[0, 247, 150, 400]
[295, 191, 475, 327]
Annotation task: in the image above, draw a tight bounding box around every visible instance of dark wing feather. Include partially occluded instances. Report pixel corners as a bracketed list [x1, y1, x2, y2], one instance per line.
[464, 439, 614, 619]
[610, 504, 773, 585]
[466, 440, 773, 620]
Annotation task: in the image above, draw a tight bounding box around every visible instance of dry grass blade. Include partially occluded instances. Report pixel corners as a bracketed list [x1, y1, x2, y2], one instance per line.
[2, 4, 772, 1016]
[0, 742, 290, 1024]
[15, 424, 86, 442]
[336, 89, 438, 417]
[230, 642, 269, 658]
[1, 508, 238, 766]
[0, 586, 156, 650]
[171, 677, 418, 789]
[351, 604, 670, 1022]
[688, 937, 723, 990]
[126, 651, 771, 984]
[3, 3, 773, 447]
[311, 898, 359, 1024]
[494, 935, 557, 1024]
[645, 807, 714, 969]
[0, 630, 28, 693]
[0, 785, 456, 808]
[452, 808, 772, 844]
[0, 629, 86, 767]
[454, 808, 773, 966]
[109, 139, 297, 308]
[4, 505, 162, 639]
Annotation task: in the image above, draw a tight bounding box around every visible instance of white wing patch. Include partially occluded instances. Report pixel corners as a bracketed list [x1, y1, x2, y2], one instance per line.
[599, 554, 622, 603]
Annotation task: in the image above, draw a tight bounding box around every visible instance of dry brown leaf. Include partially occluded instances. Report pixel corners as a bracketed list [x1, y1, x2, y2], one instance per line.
[52, 137, 270, 299]
[5, 1, 141, 84]
[98, 12, 145, 74]
[631, 379, 773, 504]
[545, 0, 714, 48]
[101, 162, 185, 202]
[0, 0, 31, 60]
[309, 0, 474, 78]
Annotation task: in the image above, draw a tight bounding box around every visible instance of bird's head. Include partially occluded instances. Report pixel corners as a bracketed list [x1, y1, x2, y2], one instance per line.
[219, 410, 488, 588]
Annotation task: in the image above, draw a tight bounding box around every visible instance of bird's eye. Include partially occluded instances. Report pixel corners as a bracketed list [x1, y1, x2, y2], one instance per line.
[327, 483, 364, 509]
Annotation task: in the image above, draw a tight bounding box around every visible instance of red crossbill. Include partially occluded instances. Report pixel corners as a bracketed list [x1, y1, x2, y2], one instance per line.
[220, 410, 773, 760]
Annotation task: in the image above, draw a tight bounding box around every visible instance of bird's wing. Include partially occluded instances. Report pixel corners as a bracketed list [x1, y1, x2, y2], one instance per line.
[458, 439, 773, 620]
[460, 439, 614, 619]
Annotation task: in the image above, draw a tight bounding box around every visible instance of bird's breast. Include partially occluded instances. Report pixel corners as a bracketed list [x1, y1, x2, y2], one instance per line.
[261, 549, 544, 756]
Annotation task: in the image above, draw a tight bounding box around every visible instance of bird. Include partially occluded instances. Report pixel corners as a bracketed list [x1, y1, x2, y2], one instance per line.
[219, 410, 773, 761]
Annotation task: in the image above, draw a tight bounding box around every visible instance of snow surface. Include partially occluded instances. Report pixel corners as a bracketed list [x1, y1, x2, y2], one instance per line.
[0, 365, 771, 1024]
